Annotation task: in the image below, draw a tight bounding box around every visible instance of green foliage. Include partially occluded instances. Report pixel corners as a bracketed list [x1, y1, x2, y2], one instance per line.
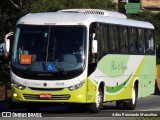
[0, 0, 116, 42]
[137, 117, 160, 120]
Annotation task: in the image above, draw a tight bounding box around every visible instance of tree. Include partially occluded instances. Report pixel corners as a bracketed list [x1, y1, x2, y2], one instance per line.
[0, 0, 117, 42]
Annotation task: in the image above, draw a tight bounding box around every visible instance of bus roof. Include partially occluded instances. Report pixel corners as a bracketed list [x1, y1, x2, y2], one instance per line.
[17, 11, 154, 29]
[58, 9, 127, 19]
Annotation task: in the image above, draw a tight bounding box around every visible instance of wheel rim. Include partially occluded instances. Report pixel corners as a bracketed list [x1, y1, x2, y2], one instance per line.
[132, 87, 136, 105]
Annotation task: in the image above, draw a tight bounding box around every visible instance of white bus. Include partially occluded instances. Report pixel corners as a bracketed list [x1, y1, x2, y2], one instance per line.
[11, 9, 155, 112]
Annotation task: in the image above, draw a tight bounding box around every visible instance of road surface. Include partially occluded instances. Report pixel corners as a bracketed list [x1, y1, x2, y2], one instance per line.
[0, 94, 160, 119]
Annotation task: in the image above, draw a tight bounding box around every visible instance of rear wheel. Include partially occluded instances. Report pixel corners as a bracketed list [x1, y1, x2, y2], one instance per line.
[88, 89, 103, 113]
[125, 85, 137, 110]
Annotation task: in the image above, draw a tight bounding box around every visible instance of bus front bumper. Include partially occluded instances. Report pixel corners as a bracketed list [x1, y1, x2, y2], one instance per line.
[11, 85, 87, 103]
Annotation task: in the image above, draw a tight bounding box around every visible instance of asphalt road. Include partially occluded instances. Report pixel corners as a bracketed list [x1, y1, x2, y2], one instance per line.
[1, 94, 160, 119]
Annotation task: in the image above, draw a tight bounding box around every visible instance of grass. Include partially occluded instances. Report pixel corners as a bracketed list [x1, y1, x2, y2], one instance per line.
[136, 117, 160, 120]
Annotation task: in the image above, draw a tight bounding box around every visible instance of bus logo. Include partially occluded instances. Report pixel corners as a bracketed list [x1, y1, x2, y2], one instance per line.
[47, 63, 55, 71]
[43, 83, 47, 87]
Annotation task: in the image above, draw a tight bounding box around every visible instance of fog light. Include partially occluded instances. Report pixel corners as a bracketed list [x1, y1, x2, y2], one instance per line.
[77, 94, 82, 98]
[13, 93, 17, 97]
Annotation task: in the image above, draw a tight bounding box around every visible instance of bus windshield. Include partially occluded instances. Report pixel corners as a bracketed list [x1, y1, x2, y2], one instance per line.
[12, 25, 86, 76]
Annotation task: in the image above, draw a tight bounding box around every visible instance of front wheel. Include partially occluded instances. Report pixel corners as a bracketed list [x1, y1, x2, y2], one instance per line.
[125, 85, 138, 110]
[88, 89, 103, 113]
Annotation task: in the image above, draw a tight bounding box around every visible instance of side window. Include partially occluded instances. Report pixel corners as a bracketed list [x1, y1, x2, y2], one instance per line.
[109, 25, 118, 52]
[146, 30, 154, 53]
[129, 28, 137, 53]
[138, 29, 145, 53]
[98, 23, 109, 53]
[119, 26, 128, 53]
[98, 24, 103, 53]
[102, 24, 109, 53]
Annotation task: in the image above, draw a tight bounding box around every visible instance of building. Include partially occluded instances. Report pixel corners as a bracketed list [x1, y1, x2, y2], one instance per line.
[141, 0, 160, 12]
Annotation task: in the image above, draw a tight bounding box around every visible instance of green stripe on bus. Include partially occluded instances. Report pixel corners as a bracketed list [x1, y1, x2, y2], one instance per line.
[106, 73, 132, 93]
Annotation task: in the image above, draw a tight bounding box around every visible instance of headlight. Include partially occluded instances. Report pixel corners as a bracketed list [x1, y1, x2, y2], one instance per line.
[12, 81, 26, 90]
[68, 81, 85, 91]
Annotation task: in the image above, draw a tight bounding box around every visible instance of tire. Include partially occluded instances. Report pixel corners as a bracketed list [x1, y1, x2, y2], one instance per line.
[125, 85, 137, 110]
[88, 89, 103, 113]
[154, 80, 160, 94]
[116, 100, 125, 110]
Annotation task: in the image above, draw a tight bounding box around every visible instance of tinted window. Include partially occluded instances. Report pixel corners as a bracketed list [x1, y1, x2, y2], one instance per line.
[129, 28, 138, 53]
[146, 30, 154, 53]
[109, 25, 118, 52]
[119, 26, 128, 53]
[138, 29, 145, 53]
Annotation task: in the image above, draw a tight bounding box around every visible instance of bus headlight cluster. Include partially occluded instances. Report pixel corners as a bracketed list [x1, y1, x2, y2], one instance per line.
[12, 81, 26, 90]
[68, 81, 85, 91]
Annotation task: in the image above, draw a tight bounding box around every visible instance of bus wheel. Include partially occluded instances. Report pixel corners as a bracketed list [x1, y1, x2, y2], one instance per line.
[116, 100, 125, 110]
[125, 85, 137, 110]
[88, 89, 103, 113]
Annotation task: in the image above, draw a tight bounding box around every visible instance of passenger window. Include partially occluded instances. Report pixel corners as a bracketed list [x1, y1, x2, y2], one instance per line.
[138, 29, 145, 53]
[119, 27, 128, 53]
[109, 25, 118, 52]
[129, 28, 137, 53]
[98, 24, 109, 53]
[146, 30, 154, 53]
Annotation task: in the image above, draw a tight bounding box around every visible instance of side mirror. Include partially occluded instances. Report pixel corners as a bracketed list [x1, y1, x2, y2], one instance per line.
[0, 32, 13, 56]
[5, 32, 13, 53]
[92, 40, 98, 53]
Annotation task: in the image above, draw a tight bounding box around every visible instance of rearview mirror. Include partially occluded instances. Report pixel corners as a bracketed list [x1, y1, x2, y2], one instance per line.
[0, 32, 14, 56]
[5, 32, 13, 53]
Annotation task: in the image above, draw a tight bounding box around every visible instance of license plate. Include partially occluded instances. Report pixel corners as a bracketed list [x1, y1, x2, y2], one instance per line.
[39, 94, 52, 98]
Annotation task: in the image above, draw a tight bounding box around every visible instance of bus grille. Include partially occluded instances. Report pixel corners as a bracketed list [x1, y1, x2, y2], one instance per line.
[28, 87, 64, 91]
[23, 94, 70, 100]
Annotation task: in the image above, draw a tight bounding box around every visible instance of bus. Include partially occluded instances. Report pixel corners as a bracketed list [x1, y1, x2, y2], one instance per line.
[11, 9, 156, 113]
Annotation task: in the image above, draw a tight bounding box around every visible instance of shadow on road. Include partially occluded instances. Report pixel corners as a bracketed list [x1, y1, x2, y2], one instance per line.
[0, 99, 118, 114]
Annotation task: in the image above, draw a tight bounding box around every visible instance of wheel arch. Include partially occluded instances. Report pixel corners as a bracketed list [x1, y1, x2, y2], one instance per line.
[133, 78, 139, 98]
[98, 81, 105, 102]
